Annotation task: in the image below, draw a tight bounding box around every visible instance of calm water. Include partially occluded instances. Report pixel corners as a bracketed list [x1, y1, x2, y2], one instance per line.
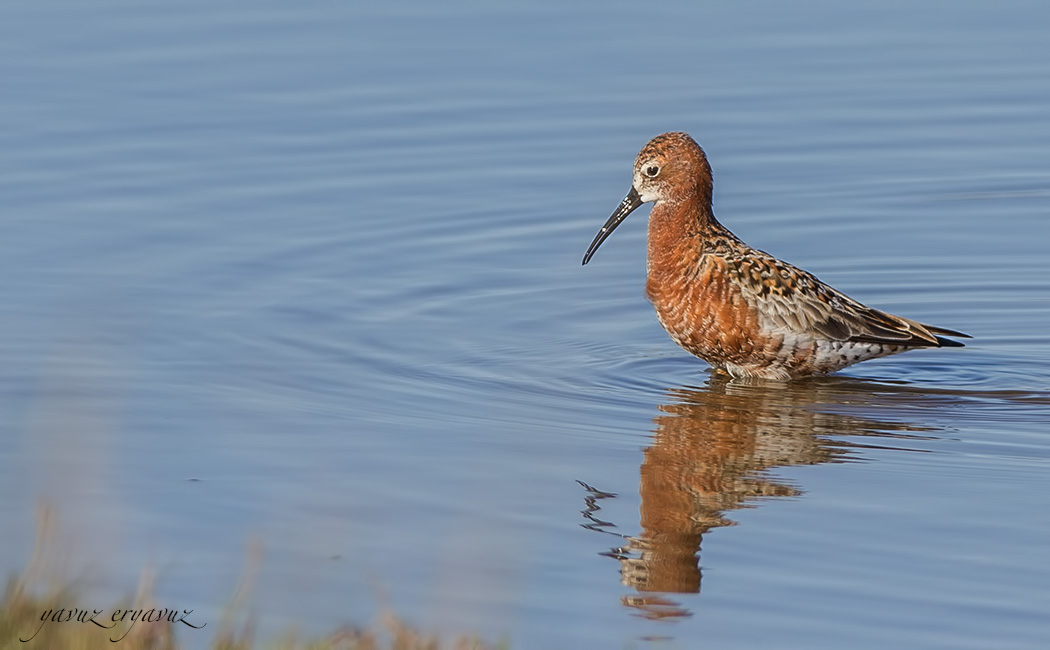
[2, 1, 1050, 648]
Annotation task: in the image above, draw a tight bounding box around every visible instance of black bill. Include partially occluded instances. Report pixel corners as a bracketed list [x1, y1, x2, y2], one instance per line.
[581, 187, 644, 265]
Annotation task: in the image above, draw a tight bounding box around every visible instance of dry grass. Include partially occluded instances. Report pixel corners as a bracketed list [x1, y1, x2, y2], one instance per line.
[1, 507, 500, 650]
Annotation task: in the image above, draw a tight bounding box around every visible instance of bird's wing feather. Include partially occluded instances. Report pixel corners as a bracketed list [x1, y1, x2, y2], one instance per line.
[728, 251, 966, 348]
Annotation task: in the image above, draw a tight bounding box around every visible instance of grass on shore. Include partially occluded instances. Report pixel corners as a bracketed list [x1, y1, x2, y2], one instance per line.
[2, 507, 499, 650]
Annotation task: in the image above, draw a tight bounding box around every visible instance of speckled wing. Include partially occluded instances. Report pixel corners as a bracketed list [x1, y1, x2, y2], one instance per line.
[733, 252, 969, 348]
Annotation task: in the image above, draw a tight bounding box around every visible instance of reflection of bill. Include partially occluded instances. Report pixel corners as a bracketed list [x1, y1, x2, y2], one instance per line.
[581, 375, 940, 620]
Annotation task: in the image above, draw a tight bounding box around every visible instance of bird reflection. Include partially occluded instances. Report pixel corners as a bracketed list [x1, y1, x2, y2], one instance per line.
[581, 373, 942, 620]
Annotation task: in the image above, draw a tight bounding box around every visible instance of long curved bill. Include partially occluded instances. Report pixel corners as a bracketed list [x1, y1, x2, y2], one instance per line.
[581, 187, 644, 265]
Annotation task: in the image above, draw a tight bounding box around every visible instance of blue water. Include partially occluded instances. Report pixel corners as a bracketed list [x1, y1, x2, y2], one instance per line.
[2, 1, 1049, 648]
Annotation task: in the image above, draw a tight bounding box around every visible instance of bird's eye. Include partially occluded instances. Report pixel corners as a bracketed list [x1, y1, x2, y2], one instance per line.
[644, 165, 660, 178]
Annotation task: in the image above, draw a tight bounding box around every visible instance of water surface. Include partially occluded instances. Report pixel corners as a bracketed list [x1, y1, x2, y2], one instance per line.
[2, 1, 1049, 648]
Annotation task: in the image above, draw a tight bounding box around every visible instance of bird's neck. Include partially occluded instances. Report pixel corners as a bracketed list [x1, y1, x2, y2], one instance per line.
[646, 196, 725, 276]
